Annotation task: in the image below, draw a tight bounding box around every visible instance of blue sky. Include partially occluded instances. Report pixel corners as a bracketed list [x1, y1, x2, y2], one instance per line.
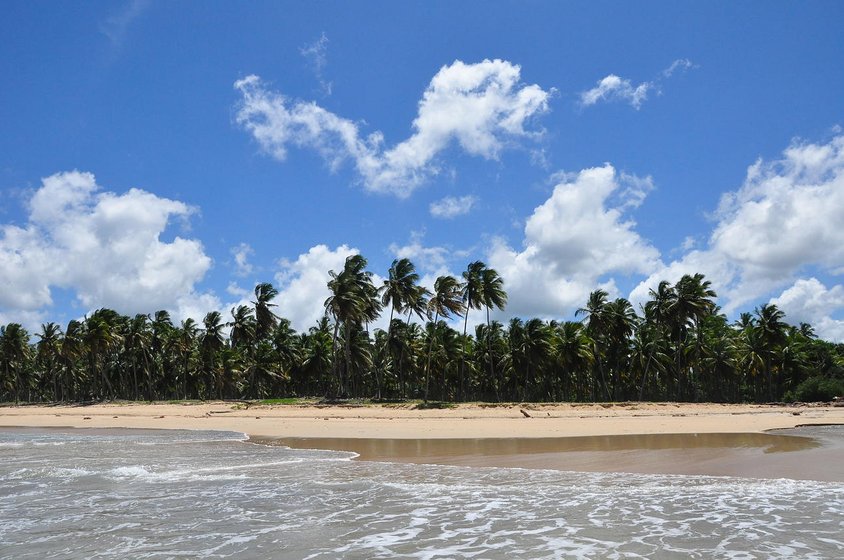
[2, 1, 844, 339]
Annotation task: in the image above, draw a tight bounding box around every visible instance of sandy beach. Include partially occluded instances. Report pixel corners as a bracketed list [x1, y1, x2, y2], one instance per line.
[3, 401, 844, 480]
[1, 401, 842, 438]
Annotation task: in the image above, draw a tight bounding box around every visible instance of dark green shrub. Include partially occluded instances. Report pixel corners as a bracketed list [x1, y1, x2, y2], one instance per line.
[792, 376, 844, 402]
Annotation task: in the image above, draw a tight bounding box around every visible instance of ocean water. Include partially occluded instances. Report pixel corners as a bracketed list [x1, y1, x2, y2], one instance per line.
[1, 427, 843, 559]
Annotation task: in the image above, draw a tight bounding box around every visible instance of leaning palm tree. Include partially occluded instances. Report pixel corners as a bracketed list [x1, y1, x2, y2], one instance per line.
[424, 275, 465, 401]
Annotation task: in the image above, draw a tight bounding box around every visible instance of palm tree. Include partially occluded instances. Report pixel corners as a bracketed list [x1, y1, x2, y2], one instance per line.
[124, 314, 152, 400]
[1, 323, 31, 404]
[200, 311, 226, 399]
[577, 289, 611, 400]
[83, 312, 121, 400]
[520, 318, 552, 401]
[479, 266, 507, 400]
[424, 275, 465, 401]
[552, 321, 593, 401]
[639, 280, 676, 399]
[229, 305, 257, 350]
[604, 298, 636, 399]
[670, 273, 717, 400]
[252, 282, 280, 341]
[175, 318, 198, 399]
[325, 254, 381, 397]
[458, 261, 486, 401]
[150, 311, 174, 399]
[59, 320, 83, 401]
[754, 303, 788, 401]
[36, 322, 63, 401]
[379, 258, 421, 399]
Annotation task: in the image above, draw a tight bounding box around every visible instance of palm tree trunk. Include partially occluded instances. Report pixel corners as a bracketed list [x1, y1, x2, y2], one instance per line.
[423, 311, 439, 403]
[459, 308, 470, 402]
[486, 306, 499, 402]
[343, 323, 352, 398]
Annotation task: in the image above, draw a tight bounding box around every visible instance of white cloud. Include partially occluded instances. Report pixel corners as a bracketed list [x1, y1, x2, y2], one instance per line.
[580, 59, 693, 110]
[489, 164, 661, 319]
[662, 58, 695, 77]
[770, 278, 844, 341]
[0, 170, 213, 318]
[580, 74, 652, 110]
[234, 59, 552, 197]
[273, 244, 358, 332]
[631, 134, 844, 329]
[231, 242, 254, 277]
[388, 231, 468, 274]
[300, 32, 332, 96]
[429, 195, 478, 218]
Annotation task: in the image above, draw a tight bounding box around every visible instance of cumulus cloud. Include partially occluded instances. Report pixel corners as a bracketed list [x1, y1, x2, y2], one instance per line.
[0, 170, 212, 319]
[580, 59, 694, 110]
[429, 195, 478, 219]
[770, 278, 844, 341]
[234, 59, 552, 197]
[580, 74, 652, 110]
[273, 244, 359, 332]
[388, 231, 468, 274]
[488, 164, 661, 319]
[631, 134, 844, 337]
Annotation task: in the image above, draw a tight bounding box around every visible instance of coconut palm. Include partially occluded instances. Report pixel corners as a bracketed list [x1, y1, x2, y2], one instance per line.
[83, 312, 122, 400]
[36, 322, 63, 401]
[325, 254, 381, 397]
[252, 282, 280, 341]
[379, 258, 424, 399]
[754, 303, 788, 401]
[552, 321, 593, 401]
[479, 266, 507, 400]
[124, 314, 152, 400]
[577, 289, 612, 400]
[670, 273, 717, 400]
[458, 261, 486, 401]
[423, 275, 465, 401]
[1, 323, 31, 404]
[200, 311, 226, 399]
[174, 318, 198, 399]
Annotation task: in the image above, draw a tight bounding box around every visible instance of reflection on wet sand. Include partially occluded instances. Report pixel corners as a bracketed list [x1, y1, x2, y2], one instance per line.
[265, 427, 844, 481]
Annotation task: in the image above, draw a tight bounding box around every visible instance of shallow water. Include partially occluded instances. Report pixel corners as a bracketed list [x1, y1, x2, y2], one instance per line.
[2, 427, 843, 559]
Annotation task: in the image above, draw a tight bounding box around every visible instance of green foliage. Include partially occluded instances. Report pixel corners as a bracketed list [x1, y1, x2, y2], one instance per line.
[2, 267, 843, 406]
[788, 376, 844, 402]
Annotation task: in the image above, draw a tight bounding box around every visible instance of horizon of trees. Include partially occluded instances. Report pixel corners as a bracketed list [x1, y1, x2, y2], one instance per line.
[2, 256, 843, 405]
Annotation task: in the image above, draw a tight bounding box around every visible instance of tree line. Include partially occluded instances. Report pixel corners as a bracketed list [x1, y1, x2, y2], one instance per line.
[2, 256, 843, 405]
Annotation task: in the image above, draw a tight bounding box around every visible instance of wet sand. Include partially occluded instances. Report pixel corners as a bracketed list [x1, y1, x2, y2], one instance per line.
[268, 427, 844, 482]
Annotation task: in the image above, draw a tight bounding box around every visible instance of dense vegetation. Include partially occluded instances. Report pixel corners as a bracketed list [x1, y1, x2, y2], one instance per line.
[2, 257, 843, 405]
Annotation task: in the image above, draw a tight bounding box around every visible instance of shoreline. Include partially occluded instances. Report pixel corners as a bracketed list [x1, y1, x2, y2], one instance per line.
[1, 401, 842, 439]
[4, 402, 844, 481]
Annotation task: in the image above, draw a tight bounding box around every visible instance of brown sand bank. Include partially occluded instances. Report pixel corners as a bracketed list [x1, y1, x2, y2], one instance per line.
[3, 401, 843, 480]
